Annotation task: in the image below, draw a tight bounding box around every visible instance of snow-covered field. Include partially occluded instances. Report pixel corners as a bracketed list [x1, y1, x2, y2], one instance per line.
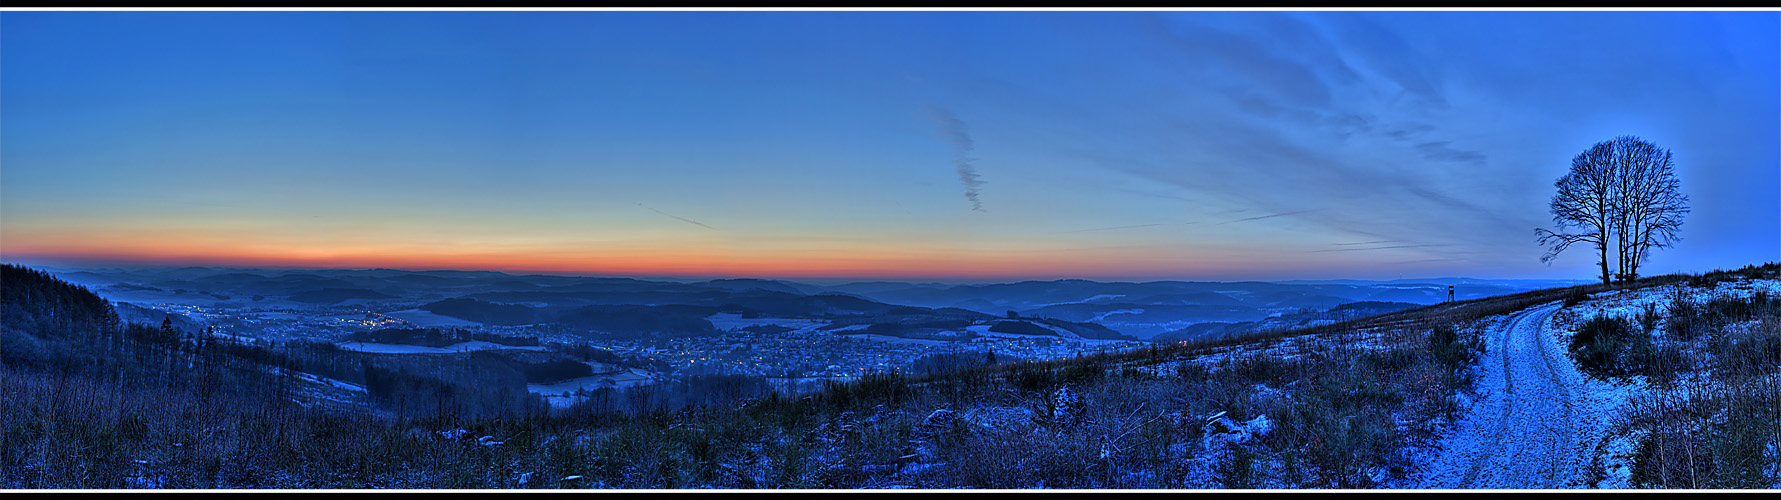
[529, 367, 657, 408]
[382, 308, 484, 327]
[1089, 308, 1146, 322]
[1556, 278, 1781, 331]
[274, 367, 376, 412]
[289, 370, 366, 393]
[206, 331, 261, 344]
[1573, 277, 1781, 489]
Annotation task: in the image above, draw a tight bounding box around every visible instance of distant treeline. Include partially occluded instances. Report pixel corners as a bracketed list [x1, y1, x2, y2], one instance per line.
[343, 327, 541, 348]
[548, 341, 627, 365]
[421, 291, 1013, 339]
[421, 298, 720, 337]
[909, 350, 1011, 376]
[988, 320, 1056, 336]
[521, 358, 593, 384]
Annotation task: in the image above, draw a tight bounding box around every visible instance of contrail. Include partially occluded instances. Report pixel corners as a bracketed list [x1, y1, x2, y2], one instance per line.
[1309, 244, 1450, 253]
[928, 106, 986, 212]
[1053, 223, 1165, 234]
[1217, 210, 1312, 225]
[636, 203, 717, 230]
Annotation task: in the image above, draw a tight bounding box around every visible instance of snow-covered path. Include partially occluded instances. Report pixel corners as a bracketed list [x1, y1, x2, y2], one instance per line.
[1414, 301, 1617, 489]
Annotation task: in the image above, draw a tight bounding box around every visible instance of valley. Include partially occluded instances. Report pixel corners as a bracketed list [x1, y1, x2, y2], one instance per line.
[34, 266, 1576, 406]
[5, 263, 1775, 489]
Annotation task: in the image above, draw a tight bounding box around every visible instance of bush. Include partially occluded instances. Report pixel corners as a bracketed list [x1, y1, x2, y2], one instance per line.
[1563, 289, 1590, 308]
[1214, 443, 1260, 488]
[1428, 324, 1478, 374]
[1057, 358, 1104, 386]
[1712, 318, 1781, 382]
[1638, 302, 1662, 334]
[1628, 377, 1781, 488]
[1014, 362, 1056, 393]
[1668, 292, 1781, 344]
[1175, 361, 1210, 383]
[1666, 294, 1706, 342]
[1570, 314, 1646, 380]
[1632, 341, 1688, 385]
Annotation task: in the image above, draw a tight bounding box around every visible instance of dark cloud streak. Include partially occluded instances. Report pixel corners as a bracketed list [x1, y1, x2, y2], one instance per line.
[928, 106, 987, 212]
[636, 203, 717, 231]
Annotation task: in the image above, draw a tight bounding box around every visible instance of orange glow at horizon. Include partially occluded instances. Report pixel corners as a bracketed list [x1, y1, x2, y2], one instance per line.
[2, 238, 1278, 281]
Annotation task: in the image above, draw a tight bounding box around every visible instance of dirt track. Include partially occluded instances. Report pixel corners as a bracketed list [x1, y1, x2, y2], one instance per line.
[1417, 302, 1599, 489]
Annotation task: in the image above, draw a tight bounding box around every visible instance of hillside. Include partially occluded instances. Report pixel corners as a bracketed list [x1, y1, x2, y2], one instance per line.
[3, 262, 1776, 489]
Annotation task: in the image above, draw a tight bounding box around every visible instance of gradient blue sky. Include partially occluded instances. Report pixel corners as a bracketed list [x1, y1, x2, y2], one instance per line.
[3, 9, 1777, 282]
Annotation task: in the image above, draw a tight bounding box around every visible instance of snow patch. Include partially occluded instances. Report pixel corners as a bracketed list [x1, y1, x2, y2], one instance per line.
[1090, 308, 1145, 322]
[1201, 412, 1272, 448]
[289, 371, 366, 393]
[1594, 429, 1647, 489]
[962, 406, 1038, 430]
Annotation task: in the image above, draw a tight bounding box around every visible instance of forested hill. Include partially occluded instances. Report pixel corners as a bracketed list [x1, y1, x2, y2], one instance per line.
[3, 264, 123, 348]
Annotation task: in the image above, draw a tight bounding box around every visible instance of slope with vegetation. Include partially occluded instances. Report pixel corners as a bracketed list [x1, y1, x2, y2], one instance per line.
[3, 262, 1775, 489]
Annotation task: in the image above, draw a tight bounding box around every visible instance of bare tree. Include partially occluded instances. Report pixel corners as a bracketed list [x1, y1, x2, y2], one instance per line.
[1537, 136, 1688, 284]
[1609, 137, 1689, 281]
[1538, 141, 1619, 284]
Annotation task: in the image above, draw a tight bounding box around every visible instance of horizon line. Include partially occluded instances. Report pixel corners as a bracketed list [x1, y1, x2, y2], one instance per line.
[2, 258, 1606, 286]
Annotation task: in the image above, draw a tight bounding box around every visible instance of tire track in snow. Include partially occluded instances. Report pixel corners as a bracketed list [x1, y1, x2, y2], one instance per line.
[1532, 304, 1578, 489]
[1422, 302, 1590, 489]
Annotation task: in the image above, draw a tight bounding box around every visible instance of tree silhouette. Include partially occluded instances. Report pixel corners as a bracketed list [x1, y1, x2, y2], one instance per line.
[159, 317, 179, 345]
[1537, 136, 1689, 283]
[1608, 137, 1689, 281]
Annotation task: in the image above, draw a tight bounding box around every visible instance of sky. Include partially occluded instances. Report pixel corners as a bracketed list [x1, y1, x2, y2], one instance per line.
[2, 9, 1777, 283]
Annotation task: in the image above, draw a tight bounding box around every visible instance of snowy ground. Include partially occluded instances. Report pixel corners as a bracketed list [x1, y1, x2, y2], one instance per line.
[1407, 301, 1635, 488]
[1410, 276, 1781, 489]
[382, 308, 484, 328]
[1555, 278, 1781, 332]
[1575, 277, 1781, 489]
[964, 323, 1141, 348]
[529, 367, 657, 407]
